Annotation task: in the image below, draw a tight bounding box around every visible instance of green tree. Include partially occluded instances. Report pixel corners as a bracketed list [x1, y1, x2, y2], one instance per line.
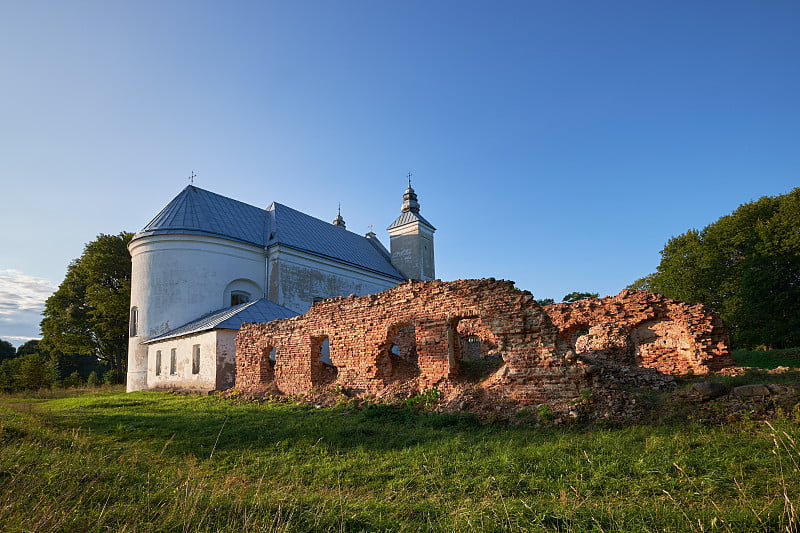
[562, 292, 599, 303]
[631, 188, 800, 348]
[0, 339, 15, 362]
[16, 353, 57, 390]
[40, 232, 133, 383]
[0, 358, 21, 392]
[536, 298, 555, 306]
[62, 371, 84, 389]
[15, 339, 41, 357]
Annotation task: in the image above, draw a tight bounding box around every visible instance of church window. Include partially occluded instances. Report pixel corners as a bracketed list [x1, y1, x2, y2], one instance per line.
[129, 307, 138, 337]
[170, 349, 177, 375]
[155, 350, 162, 376]
[231, 291, 250, 306]
[192, 345, 200, 374]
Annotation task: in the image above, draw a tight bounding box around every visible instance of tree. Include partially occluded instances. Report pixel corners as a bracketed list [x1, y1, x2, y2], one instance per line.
[0, 339, 15, 362]
[630, 188, 800, 348]
[536, 298, 555, 306]
[15, 339, 41, 357]
[562, 292, 599, 303]
[40, 232, 133, 382]
[16, 353, 57, 390]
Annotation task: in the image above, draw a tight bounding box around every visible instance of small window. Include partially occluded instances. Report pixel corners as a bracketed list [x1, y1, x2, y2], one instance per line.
[192, 345, 200, 374]
[129, 307, 138, 337]
[155, 350, 162, 376]
[231, 291, 250, 306]
[170, 348, 177, 375]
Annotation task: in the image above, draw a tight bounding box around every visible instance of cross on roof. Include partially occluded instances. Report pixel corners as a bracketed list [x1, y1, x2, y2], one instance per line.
[189, 171, 196, 184]
[407, 172, 412, 187]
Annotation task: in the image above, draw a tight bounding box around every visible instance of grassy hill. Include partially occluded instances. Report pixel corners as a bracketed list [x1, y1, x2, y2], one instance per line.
[1, 385, 799, 532]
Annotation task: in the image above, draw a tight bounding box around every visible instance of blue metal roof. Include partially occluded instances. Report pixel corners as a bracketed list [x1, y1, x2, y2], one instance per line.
[133, 186, 405, 280]
[387, 210, 435, 231]
[143, 298, 298, 344]
[137, 186, 268, 246]
[268, 202, 405, 279]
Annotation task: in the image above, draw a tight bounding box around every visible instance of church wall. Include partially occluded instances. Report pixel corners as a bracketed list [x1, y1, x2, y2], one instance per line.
[127, 234, 265, 391]
[144, 330, 220, 391]
[266, 245, 401, 314]
[215, 329, 238, 390]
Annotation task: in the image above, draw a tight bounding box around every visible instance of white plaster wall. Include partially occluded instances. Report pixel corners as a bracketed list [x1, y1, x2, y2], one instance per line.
[215, 329, 238, 389]
[146, 330, 219, 390]
[127, 234, 265, 391]
[267, 245, 402, 314]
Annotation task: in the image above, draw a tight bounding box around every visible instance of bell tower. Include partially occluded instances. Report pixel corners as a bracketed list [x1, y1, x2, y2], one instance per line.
[387, 175, 436, 280]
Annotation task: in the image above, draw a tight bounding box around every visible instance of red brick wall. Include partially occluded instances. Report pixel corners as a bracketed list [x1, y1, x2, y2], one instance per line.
[236, 278, 591, 405]
[544, 289, 733, 374]
[235, 281, 734, 408]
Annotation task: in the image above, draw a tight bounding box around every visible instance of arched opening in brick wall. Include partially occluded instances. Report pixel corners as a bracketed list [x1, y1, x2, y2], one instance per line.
[310, 335, 338, 388]
[631, 319, 697, 373]
[380, 322, 420, 379]
[565, 325, 591, 353]
[451, 317, 505, 382]
[258, 343, 277, 383]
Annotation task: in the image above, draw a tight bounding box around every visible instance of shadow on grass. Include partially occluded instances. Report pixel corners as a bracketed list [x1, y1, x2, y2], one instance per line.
[18, 392, 492, 458]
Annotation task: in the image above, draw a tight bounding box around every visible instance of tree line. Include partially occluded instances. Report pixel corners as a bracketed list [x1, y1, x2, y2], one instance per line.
[630, 188, 800, 349]
[0, 338, 114, 392]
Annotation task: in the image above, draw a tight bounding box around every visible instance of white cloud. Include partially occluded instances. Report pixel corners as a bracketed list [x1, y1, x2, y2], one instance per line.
[0, 270, 56, 345]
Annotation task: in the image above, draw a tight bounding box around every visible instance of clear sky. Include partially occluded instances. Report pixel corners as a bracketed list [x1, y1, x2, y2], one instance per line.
[1, 1, 798, 346]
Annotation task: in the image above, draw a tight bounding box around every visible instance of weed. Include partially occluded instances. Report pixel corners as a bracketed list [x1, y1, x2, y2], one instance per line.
[404, 388, 441, 411]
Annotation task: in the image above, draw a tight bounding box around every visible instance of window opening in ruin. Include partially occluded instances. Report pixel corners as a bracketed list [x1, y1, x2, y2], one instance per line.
[571, 327, 590, 353]
[455, 318, 505, 382]
[192, 345, 200, 374]
[170, 348, 177, 375]
[259, 345, 276, 383]
[381, 323, 418, 379]
[155, 350, 162, 376]
[311, 335, 338, 387]
[231, 291, 250, 306]
[129, 307, 138, 337]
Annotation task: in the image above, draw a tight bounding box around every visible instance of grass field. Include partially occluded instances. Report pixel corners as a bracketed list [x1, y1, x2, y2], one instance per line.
[732, 348, 800, 369]
[1, 387, 799, 532]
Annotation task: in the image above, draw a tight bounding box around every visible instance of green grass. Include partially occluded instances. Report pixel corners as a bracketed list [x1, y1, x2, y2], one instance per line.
[732, 347, 800, 369]
[1, 390, 799, 532]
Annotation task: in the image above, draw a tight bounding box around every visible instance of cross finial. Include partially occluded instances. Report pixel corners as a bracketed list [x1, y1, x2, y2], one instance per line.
[338, 202, 341, 216]
[368, 224, 374, 233]
[407, 172, 412, 188]
[189, 171, 196, 185]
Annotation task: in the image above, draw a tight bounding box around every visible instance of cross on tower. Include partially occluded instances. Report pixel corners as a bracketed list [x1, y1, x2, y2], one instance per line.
[407, 172, 412, 187]
[189, 171, 196, 185]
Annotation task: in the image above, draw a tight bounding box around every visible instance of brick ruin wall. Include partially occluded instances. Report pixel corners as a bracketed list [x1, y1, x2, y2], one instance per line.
[543, 289, 733, 374]
[235, 280, 734, 408]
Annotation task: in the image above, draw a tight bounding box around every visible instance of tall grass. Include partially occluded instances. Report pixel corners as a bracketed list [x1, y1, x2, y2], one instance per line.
[0, 391, 799, 532]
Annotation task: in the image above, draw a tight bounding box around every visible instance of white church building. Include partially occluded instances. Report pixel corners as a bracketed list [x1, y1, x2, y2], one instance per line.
[126, 182, 435, 392]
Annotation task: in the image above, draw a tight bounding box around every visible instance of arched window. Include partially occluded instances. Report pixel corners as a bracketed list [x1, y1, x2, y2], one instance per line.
[231, 291, 251, 306]
[129, 307, 138, 337]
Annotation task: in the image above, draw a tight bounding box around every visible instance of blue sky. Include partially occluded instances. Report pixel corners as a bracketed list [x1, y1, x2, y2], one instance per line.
[1, 1, 798, 346]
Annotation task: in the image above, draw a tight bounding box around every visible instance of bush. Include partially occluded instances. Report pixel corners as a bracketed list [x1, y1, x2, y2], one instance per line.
[102, 370, 117, 386]
[62, 371, 83, 389]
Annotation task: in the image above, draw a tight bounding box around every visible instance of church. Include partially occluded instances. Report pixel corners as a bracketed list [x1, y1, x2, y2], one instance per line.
[126, 182, 435, 392]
